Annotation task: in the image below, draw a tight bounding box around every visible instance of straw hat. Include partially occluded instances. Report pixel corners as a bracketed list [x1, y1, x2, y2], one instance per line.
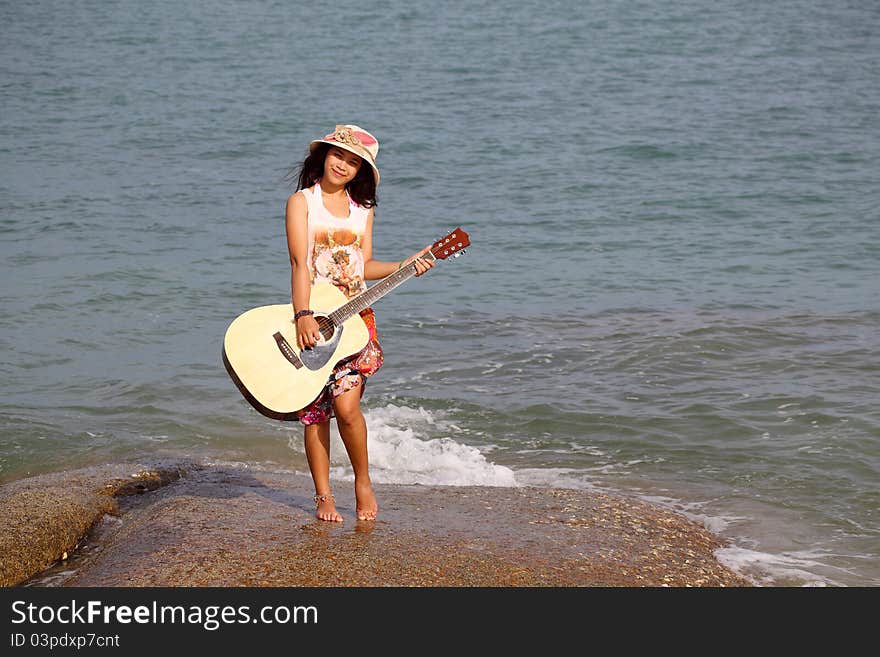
[310, 124, 380, 184]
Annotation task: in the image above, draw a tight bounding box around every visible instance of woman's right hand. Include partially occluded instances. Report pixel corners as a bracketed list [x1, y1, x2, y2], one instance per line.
[296, 315, 322, 350]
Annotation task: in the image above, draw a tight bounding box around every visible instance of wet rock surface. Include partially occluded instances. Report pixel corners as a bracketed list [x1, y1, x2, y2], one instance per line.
[1, 462, 750, 587]
[0, 462, 188, 587]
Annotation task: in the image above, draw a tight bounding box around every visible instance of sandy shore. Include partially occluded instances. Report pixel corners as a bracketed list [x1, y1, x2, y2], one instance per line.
[0, 460, 750, 587]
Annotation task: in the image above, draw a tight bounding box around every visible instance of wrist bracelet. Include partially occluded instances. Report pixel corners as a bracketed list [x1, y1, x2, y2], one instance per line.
[294, 309, 314, 320]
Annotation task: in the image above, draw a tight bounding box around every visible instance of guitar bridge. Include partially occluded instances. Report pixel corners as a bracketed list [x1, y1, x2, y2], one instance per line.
[273, 332, 303, 369]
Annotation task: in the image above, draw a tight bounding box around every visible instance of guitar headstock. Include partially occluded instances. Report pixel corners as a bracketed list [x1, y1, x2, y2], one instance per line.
[429, 228, 470, 260]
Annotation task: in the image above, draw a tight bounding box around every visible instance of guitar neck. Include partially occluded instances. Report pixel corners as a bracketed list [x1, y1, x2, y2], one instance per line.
[328, 253, 436, 325]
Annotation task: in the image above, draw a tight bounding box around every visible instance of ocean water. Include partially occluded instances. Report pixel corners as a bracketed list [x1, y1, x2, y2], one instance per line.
[2, 0, 878, 587]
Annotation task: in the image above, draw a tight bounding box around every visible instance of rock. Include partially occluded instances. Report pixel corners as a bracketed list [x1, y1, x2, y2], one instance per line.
[1, 461, 750, 587]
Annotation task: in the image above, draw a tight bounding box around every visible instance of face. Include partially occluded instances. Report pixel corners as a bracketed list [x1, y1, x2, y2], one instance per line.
[323, 146, 363, 186]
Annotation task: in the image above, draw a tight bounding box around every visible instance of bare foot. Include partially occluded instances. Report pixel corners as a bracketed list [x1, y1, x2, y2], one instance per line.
[355, 479, 378, 521]
[314, 494, 343, 522]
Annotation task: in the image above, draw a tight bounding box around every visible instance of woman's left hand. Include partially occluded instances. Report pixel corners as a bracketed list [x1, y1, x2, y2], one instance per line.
[404, 245, 435, 277]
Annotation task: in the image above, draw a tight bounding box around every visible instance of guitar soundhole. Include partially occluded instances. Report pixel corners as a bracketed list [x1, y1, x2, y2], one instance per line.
[316, 315, 336, 342]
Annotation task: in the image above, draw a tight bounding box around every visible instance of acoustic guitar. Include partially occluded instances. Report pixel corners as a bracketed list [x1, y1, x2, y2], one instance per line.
[223, 227, 470, 420]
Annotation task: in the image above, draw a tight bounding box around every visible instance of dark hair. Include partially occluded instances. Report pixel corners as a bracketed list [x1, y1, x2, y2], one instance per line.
[287, 143, 378, 209]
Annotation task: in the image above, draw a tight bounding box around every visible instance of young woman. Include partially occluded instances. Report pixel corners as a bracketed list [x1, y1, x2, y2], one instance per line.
[285, 124, 433, 522]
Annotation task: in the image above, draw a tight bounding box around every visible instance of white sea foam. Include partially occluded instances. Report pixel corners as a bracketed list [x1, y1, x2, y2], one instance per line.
[714, 546, 841, 587]
[638, 494, 849, 586]
[304, 404, 517, 487]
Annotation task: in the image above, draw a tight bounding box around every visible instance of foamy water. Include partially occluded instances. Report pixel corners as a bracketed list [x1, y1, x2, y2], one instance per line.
[300, 404, 517, 487]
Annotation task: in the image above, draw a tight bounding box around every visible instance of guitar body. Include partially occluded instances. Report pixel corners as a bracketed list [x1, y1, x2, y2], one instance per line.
[222, 282, 370, 420]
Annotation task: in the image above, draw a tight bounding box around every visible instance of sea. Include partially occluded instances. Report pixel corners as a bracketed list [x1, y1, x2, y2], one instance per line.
[1, 0, 878, 587]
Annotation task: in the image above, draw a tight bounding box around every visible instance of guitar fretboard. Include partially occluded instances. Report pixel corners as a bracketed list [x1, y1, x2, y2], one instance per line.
[327, 257, 429, 325]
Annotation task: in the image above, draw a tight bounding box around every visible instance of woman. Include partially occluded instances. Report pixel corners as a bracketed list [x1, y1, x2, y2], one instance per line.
[285, 124, 433, 522]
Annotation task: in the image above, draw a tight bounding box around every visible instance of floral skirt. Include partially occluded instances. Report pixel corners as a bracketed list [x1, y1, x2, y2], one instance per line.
[296, 309, 383, 426]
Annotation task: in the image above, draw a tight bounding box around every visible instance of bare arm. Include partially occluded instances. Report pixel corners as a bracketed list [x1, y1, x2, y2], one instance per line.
[284, 192, 321, 349]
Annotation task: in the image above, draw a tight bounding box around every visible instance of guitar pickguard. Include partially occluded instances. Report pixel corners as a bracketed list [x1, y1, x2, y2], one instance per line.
[298, 318, 343, 370]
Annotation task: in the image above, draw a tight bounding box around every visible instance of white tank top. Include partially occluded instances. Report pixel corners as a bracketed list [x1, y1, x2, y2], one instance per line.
[301, 182, 370, 299]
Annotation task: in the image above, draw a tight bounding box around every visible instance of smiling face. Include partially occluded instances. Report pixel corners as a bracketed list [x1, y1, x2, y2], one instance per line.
[323, 146, 363, 186]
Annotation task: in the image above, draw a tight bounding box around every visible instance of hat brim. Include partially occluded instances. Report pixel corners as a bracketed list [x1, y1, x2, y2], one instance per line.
[310, 139, 380, 185]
